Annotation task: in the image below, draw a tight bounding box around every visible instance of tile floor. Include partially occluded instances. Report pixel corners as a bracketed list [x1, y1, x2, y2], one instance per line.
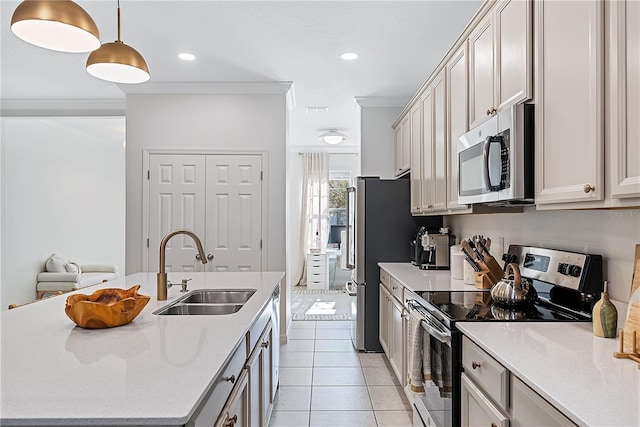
[269, 320, 413, 427]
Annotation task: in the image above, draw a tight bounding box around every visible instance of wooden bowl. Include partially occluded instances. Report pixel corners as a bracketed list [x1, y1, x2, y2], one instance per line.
[65, 285, 150, 329]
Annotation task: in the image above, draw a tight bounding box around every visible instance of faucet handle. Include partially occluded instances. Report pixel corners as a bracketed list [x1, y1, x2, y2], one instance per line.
[180, 278, 191, 292]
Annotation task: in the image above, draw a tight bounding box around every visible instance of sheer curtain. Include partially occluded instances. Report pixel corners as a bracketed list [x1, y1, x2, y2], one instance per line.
[293, 153, 329, 286]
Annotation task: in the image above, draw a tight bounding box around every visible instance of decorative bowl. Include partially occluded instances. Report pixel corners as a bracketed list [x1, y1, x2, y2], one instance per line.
[65, 285, 150, 329]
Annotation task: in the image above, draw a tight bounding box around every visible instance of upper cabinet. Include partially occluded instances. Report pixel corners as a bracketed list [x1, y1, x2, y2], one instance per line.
[468, 0, 532, 129]
[608, 0, 640, 199]
[394, 115, 410, 178]
[446, 43, 470, 212]
[534, 0, 604, 205]
[410, 102, 422, 213]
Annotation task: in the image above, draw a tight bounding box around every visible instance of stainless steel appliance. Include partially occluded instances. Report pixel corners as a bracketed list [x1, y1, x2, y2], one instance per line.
[409, 244, 603, 427]
[345, 177, 442, 352]
[411, 226, 427, 266]
[419, 228, 454, 270]
[457, 103, 534, 206]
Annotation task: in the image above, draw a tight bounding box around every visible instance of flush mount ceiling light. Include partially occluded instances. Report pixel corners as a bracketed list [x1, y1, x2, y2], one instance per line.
[10, 0, 100, 53]
[178, 53, 196, 61]
[86, 0, 149, 84]
[340, 52, 358, 61]
[320, 130, 348, 145]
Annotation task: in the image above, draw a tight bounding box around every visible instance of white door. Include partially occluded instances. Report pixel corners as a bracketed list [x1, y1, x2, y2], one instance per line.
[205, 155, 262, 272]
[148, 154, 207, 272]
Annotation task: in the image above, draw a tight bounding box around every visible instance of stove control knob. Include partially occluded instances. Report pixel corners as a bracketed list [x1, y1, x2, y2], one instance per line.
[569, 265, 582, 277]
[557, 263, 569, 275]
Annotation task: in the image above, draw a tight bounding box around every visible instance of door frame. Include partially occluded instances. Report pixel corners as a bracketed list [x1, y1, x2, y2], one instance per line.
[142, 148, 269, 273]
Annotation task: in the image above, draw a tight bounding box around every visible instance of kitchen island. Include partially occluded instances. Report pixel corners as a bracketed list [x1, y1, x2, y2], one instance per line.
[0, 271, 284, 426]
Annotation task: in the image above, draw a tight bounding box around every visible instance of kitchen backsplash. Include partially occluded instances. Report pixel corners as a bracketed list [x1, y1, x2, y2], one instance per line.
[446, 208, 640, 303]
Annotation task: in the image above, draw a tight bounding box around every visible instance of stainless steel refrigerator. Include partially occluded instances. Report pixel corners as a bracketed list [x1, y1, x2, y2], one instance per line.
[345, 177, 443, 352]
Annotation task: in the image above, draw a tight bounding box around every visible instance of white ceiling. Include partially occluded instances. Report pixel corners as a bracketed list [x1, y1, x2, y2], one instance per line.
[1, 0, 483, 150]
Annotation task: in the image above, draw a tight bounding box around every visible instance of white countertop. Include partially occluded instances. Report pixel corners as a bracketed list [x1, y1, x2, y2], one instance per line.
[0, 271, 284, 426]
[378, 262, 473, 292]
[457, 322, 640, 427]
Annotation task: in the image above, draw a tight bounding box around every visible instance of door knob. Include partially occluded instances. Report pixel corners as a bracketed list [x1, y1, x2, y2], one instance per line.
[207, 253, 214, 260]
[195, 253, 201, 260]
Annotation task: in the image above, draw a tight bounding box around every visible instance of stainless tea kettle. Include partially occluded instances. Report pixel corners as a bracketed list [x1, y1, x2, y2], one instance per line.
[490, 263, 537, 306]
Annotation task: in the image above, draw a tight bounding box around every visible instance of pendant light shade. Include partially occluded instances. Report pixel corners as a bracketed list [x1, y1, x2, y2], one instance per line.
[86, 1, 149, 84]
[320, 129, 348, 145]
[10, 0, 100, 53]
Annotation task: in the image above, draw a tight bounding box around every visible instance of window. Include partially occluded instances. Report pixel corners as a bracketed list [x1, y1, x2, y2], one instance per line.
[328, 170, 350, 247]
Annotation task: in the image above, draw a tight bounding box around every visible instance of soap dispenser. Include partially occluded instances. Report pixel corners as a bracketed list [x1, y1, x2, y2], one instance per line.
[592, 280, 618, 338]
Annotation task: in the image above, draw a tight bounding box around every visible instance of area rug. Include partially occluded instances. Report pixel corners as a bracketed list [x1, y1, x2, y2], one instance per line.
[291, 287, 352, 320]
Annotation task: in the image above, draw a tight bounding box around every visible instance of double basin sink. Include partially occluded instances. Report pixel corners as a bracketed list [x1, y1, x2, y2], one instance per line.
[154, 289, 256, 316]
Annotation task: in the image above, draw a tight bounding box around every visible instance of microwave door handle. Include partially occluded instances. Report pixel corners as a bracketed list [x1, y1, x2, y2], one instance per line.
[345, 186, 356, 270]
[483, 136, 493, 192]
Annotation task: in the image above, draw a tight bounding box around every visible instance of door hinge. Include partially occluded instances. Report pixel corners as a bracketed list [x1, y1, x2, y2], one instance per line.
[260, 239, 263, 249]
[147, 170, 150, 180]
[260, 171, 263, 181]
[147, 238, 149, 248]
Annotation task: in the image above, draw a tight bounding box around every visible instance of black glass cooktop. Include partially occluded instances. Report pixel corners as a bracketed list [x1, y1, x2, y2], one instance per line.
[412, 289, 592, 324]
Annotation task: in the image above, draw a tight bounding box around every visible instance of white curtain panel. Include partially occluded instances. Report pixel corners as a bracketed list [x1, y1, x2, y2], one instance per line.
[293, 152, 329, 286]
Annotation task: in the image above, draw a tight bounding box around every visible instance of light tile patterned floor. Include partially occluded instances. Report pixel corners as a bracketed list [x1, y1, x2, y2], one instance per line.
[269, 320, 413, 427]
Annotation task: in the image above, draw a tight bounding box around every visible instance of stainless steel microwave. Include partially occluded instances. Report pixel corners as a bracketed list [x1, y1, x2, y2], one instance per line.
[457, 103, 534, 206]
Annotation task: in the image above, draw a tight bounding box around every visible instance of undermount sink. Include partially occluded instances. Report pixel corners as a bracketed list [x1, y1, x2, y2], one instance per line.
[153, 288, 257, 316]
[156, 303, 244, 316]
[179, 289, 256, 304]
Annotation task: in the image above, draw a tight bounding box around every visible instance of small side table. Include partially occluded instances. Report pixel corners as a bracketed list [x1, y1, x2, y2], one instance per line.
[307, 253, 329, 290]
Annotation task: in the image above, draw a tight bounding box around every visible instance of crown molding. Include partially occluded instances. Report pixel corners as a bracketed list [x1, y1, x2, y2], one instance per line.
[0, 98, 125, 117]
[118, 81, 294, 95]
[354, 96, 410, 109]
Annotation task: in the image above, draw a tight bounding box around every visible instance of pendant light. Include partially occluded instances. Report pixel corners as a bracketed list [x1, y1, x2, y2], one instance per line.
[86, 0, 149, 84]
[320, 129, 348, 145]
[10, 0, 100, 53]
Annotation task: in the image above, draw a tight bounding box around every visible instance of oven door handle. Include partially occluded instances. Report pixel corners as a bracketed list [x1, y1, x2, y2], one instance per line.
[420, 319, 451, 344]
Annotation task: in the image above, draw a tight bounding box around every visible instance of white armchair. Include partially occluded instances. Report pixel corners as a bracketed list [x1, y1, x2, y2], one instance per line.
[36, 263, 119, 299]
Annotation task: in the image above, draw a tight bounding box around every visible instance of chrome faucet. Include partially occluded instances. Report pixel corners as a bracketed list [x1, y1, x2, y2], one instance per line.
[157, 229, 207, 301]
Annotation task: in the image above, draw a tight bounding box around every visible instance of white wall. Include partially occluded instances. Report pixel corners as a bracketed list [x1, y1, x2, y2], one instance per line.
[360, 106, 402, 178]
[447, 208, 640, 303]
[125, 93, 287, 275]
[0, 117, 126, 308]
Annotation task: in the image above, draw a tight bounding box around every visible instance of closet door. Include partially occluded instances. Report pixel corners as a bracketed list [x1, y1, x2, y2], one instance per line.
[148, 154, 207, 272]
[206, 155, 263, 271]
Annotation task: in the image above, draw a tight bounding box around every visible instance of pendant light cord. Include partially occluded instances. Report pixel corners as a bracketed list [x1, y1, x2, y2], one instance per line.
[117, 0, 121, 42]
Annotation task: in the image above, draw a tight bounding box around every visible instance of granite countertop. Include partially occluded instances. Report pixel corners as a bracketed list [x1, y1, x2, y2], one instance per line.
[378, 262, 473, 292]
[457, 322, 639, 427]
[0, 271, 284, 426]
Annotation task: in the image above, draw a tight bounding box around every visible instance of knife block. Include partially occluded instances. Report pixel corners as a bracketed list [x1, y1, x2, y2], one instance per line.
[474, 271, 494, 289]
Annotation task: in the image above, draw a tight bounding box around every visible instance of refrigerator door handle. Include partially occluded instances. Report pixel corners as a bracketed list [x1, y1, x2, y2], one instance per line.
[345, 186, 356, 270]
[345, 281, 357, 296]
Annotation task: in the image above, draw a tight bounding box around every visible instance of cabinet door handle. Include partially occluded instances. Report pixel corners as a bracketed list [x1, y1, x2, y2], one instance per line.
[472, 361, 481, 369]
[583, 184, 595, 193]
[487, 108, 493, 116]
[225, 414, 238, 427]
[223, 374, 236, 384]
[207, 253, 214, 260]
[261, 340, 270, 348]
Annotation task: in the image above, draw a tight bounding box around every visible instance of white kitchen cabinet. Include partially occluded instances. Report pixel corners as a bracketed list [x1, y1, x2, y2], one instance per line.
[394, 115, 411, 178]
[461, 373, 509, 427]
[389, 295, 405, 384]
[446, 43, 471, 212]
[534, 0, 604, 205]
[379, 283, 391, 355]
[420, 89, 434, 212]
[410, 102, 423, 214]
[468, 0, 532, 129]
[215, 368, 250, 427]
[247, 320, 274, 427]
[608, 0, 640, 199]
[306, 253, 328, 290]
[511, 376, 575, 427]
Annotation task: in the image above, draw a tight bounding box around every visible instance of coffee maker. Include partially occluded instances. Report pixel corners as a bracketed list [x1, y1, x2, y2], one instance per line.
[419, 228, 455, 270]
[411, 227, 427, 266]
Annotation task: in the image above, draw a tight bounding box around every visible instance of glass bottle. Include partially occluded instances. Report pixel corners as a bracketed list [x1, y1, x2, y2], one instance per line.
[592, 280, 618, 338]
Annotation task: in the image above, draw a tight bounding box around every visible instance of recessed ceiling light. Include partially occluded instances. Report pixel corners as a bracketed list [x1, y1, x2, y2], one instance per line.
[178, 53, 196, 61]
[340, 52, 358, 61]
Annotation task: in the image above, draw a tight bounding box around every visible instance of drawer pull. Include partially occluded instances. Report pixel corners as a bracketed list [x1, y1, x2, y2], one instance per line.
[261, 340, 270, 348]
[472, 361, 481, 369]
[223, 374, 236, 384]
[225, 414, 238, 427]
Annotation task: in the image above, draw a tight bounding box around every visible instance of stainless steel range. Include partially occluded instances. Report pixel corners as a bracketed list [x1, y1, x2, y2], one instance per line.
[408, 245, 603, 427]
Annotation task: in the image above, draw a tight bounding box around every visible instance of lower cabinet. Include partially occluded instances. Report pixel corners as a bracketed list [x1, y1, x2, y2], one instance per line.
[379, 275, 407, 387]
[248, 320, 274, 427]
[379, 284, 391, 355]
[215, 368, 250, 427]
[461, 336, 576, 427]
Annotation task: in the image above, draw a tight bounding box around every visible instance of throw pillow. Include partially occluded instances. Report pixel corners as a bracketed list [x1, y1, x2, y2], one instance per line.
[45, 254, 66, 273]
[65, 262, 80, 273]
